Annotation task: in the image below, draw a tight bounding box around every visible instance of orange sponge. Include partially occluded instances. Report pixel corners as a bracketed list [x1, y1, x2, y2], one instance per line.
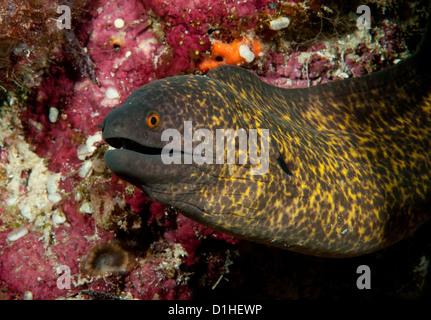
[198, 36, 262, 71]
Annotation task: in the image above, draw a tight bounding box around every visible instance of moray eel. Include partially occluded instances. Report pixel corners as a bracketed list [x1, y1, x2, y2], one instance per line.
[101, 17, 431, 257]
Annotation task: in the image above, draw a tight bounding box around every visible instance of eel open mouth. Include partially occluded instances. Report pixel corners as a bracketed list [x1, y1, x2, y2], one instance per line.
[103, 135, 196, 191]
[104, 137, 163, 155]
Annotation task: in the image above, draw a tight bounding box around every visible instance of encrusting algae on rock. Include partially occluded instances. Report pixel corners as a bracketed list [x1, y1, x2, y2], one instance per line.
[0, 96, 63, 248]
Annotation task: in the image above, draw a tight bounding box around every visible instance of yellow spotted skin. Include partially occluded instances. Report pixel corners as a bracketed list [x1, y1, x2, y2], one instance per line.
[102, 23, 431, 257]
[202, 61, 431, 256]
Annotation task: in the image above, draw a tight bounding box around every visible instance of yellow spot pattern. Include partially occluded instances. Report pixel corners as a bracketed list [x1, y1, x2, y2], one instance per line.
[185, 56, 431, 256]
[104, 39, 431, 257]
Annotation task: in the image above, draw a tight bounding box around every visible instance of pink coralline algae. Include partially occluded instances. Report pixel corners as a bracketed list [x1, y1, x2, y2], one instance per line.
[0, 0, 424, 300]
[0, 212, 113, 299]
[143, 0, 276, 74]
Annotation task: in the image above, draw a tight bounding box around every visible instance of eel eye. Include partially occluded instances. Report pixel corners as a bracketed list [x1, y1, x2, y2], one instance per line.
[146, 112, 160, 129]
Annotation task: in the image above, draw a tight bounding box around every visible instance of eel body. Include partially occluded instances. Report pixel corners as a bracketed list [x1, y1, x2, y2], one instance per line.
[102, 17, 431, 257]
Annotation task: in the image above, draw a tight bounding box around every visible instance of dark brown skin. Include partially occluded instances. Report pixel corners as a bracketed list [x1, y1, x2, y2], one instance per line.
[101, 14, 431, 257]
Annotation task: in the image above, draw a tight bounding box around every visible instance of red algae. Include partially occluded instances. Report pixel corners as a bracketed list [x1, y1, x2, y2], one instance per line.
[142, 0, 276, 75]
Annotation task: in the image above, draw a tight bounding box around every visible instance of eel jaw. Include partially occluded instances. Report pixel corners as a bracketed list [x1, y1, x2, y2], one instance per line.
[104, 137, 166, 157]
[103, 136, 196, 194]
